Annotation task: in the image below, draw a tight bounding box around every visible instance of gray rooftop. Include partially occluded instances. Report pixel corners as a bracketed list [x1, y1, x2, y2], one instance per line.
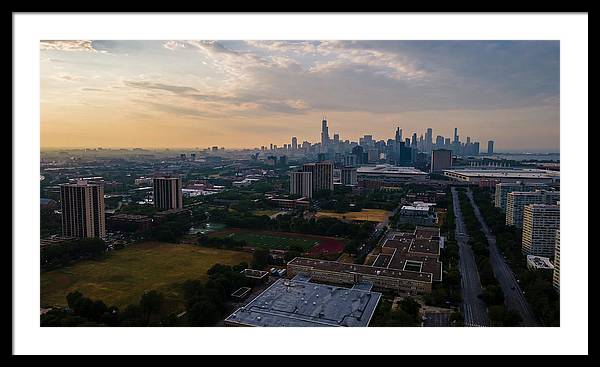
[224, 278, 381, 327]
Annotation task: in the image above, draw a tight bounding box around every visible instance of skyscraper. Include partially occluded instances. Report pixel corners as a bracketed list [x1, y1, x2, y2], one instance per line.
[291, 136, 298, 150]
[411, 133, 417, 149]
[522, 204, 560, 257]
[453, 128, 458, 144]
[60, 181, 106, 238]
[290, 171, 313, 198]
[426, 128, 433, 153]
[153, 176, 183, 210]
[321, 118, 330, 147]
[395, 127, 402, 143]
[487, 140, 495, 155]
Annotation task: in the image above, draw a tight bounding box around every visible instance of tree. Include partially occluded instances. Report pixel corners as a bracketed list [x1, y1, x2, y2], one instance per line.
[139, 290, 164, 325]
[66, 291, 83, 310]
[399, 297, 421, 321]
[187, 300, 221, 326]
[251, 249, 270, 270]
[503, 309, 523, 327]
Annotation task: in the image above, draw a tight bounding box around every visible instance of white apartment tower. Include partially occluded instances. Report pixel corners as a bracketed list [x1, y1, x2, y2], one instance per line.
[290, 171, 313, 198]
[521, 204, 560, 257]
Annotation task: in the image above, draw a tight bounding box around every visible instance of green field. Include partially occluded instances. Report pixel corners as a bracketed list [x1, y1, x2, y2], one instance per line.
[40, 242, 251, 312]
[209, 229, 319, 251]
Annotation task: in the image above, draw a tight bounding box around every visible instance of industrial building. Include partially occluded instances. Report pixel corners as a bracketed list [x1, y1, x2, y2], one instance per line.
[443, 168, 560, 185]
[357, 164, 428, 189]
[224, 278, 382, 327]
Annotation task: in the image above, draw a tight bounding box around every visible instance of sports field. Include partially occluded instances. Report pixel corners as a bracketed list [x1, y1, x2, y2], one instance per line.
[208, 228, 345, 253]
[40, 241, 251, 311]
[315, 209, 390, 222]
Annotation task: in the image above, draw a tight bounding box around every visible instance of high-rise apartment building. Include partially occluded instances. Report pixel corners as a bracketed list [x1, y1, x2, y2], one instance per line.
[302, 162, 334, 193]
[153, 176, 183, 210]
[289, 171, 313, 198]
[341, 167, 358, 186]
[553, 229, 560, 293]
[494, 182, 547, 211]
[522, 204, 560, 257]
[430, 149, 452, 173]
[506, 190, 560, 228]
[60, 181, 106, 238]
[487, 140, 495, 155]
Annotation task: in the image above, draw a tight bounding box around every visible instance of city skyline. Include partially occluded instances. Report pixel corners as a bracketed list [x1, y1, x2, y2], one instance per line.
[41, 40, 559, 152]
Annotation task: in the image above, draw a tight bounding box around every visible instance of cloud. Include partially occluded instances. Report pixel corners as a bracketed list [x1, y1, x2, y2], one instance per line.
[41, 40, 98, 52]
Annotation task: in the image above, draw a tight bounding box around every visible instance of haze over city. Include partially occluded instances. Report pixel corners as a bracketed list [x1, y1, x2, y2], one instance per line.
[40, 40, 559, 152]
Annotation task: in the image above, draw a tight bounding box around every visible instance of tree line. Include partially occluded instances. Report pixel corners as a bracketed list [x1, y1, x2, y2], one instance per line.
[471, 187, 560, 326]
[458, 190, 522, 326]
[41, 262, 252, 327]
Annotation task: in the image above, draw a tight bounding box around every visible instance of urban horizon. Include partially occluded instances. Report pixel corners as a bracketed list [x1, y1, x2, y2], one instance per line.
[40, 40, 559, 152]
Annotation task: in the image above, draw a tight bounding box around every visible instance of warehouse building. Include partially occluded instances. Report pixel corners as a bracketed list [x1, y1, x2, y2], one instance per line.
[224, 278, 381, 327]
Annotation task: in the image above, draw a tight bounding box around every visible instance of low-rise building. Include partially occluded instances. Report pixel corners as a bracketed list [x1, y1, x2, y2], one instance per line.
[443, 168, 560, 185]
[106, 213, 152, 232]
[287, 227, 442, 294]
[224, 278, 381, 327]
[526, 255, 555, 270]
[398, 202, 437, 225]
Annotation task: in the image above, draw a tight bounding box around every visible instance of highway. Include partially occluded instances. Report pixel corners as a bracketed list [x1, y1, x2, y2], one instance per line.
[466, 189, 539, 327]
[451, 187, 490, 327]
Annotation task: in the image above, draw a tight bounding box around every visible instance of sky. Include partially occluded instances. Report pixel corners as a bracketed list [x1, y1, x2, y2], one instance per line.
[40, 40, 560, 152]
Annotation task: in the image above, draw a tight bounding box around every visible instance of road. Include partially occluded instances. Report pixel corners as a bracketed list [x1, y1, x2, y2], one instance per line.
[466, 189, 539, 327]
[451, 187, 490, 327]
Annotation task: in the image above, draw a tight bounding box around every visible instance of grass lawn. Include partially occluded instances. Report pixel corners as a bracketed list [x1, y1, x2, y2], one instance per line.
[40, 241, 251, 312]
[209, 229, 318, 251]
[315, 209, 390, 222]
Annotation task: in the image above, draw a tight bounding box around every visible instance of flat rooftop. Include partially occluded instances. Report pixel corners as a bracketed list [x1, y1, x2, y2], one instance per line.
[527, 255, 555, 270]
[224, 279, 381, 327]
[357, 165, 428, 176]
[443, 168, 560, 179]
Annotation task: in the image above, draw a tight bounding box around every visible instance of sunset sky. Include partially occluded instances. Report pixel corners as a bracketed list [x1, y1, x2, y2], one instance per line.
[40, 40, 560, 152]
